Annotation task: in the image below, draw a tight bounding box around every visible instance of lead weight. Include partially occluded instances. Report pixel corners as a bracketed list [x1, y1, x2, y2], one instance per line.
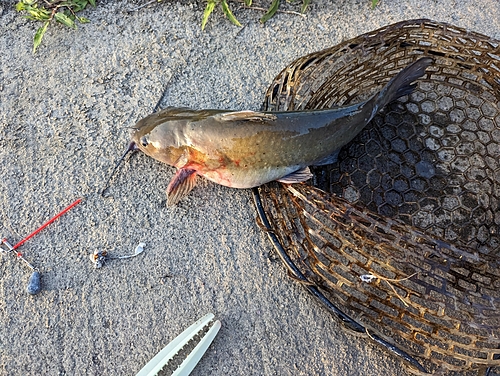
[27, 271, 41, 295]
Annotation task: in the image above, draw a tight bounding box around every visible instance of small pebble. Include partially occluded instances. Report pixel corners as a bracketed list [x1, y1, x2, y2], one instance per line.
[134, 242, 146, 255]
[360, 274, 377, 283]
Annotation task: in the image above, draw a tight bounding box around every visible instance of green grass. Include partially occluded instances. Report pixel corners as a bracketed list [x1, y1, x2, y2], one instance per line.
[201, 0, 312, 30]
[15, 1, 378, 53]
[16, 0, 96, 53]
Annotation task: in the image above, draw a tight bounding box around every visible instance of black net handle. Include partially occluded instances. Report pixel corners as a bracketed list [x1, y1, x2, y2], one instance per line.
[252, 187, 430, 374]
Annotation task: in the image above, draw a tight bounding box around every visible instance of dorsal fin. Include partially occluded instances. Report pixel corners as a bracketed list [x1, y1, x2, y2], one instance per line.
[213, 111, 277, 122]
[156, 107, 216, 119]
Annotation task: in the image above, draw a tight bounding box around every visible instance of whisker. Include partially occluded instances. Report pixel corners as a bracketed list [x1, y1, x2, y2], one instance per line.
[101, 142, 138, 197]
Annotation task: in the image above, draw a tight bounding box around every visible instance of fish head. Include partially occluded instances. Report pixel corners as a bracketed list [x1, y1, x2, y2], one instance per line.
[131, 114, 187, 168]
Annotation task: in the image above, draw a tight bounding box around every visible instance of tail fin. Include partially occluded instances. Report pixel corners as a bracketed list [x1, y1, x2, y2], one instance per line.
[367, 57, 433, 121]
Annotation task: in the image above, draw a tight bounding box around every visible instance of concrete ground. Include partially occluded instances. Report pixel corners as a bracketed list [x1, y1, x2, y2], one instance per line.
[1, 1, 499, 375]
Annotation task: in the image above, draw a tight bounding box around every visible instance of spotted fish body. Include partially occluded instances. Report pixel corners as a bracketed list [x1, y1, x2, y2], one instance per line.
[131, 58, 432, 205]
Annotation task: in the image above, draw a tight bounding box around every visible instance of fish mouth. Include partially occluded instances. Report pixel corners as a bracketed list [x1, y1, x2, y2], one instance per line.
[128, 141, 139, 152]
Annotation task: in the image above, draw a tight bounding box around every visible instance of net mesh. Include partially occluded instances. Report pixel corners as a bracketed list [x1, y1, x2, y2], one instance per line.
[258, 19, 500, 374]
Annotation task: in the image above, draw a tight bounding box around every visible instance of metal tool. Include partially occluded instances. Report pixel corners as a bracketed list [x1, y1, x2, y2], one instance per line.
[136, 313, 221, 376]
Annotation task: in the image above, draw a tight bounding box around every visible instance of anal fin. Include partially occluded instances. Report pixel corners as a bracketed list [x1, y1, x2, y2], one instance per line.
[313, 149, 340, 166]
[166, 168, 197, 206]
[276, 167, 313, 184]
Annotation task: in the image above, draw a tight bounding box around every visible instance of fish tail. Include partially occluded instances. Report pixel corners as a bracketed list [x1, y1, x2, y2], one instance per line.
[367, 57, 433, 120]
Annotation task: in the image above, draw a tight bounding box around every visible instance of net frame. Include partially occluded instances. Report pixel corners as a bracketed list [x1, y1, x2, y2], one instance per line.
[256, 19, 500, 375]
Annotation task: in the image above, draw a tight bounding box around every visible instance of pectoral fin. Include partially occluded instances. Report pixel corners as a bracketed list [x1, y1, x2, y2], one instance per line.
[276, 167, 313, 184]
[213, 111, 277, 122]
[166, 168, 197, 206]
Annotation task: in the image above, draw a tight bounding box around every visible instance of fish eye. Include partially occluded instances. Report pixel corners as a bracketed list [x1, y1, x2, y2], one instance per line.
[140, 136, 149, 147]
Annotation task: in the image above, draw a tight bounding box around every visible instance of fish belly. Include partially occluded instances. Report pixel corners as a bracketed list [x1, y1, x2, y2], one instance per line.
[200, 165, 299, 189]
